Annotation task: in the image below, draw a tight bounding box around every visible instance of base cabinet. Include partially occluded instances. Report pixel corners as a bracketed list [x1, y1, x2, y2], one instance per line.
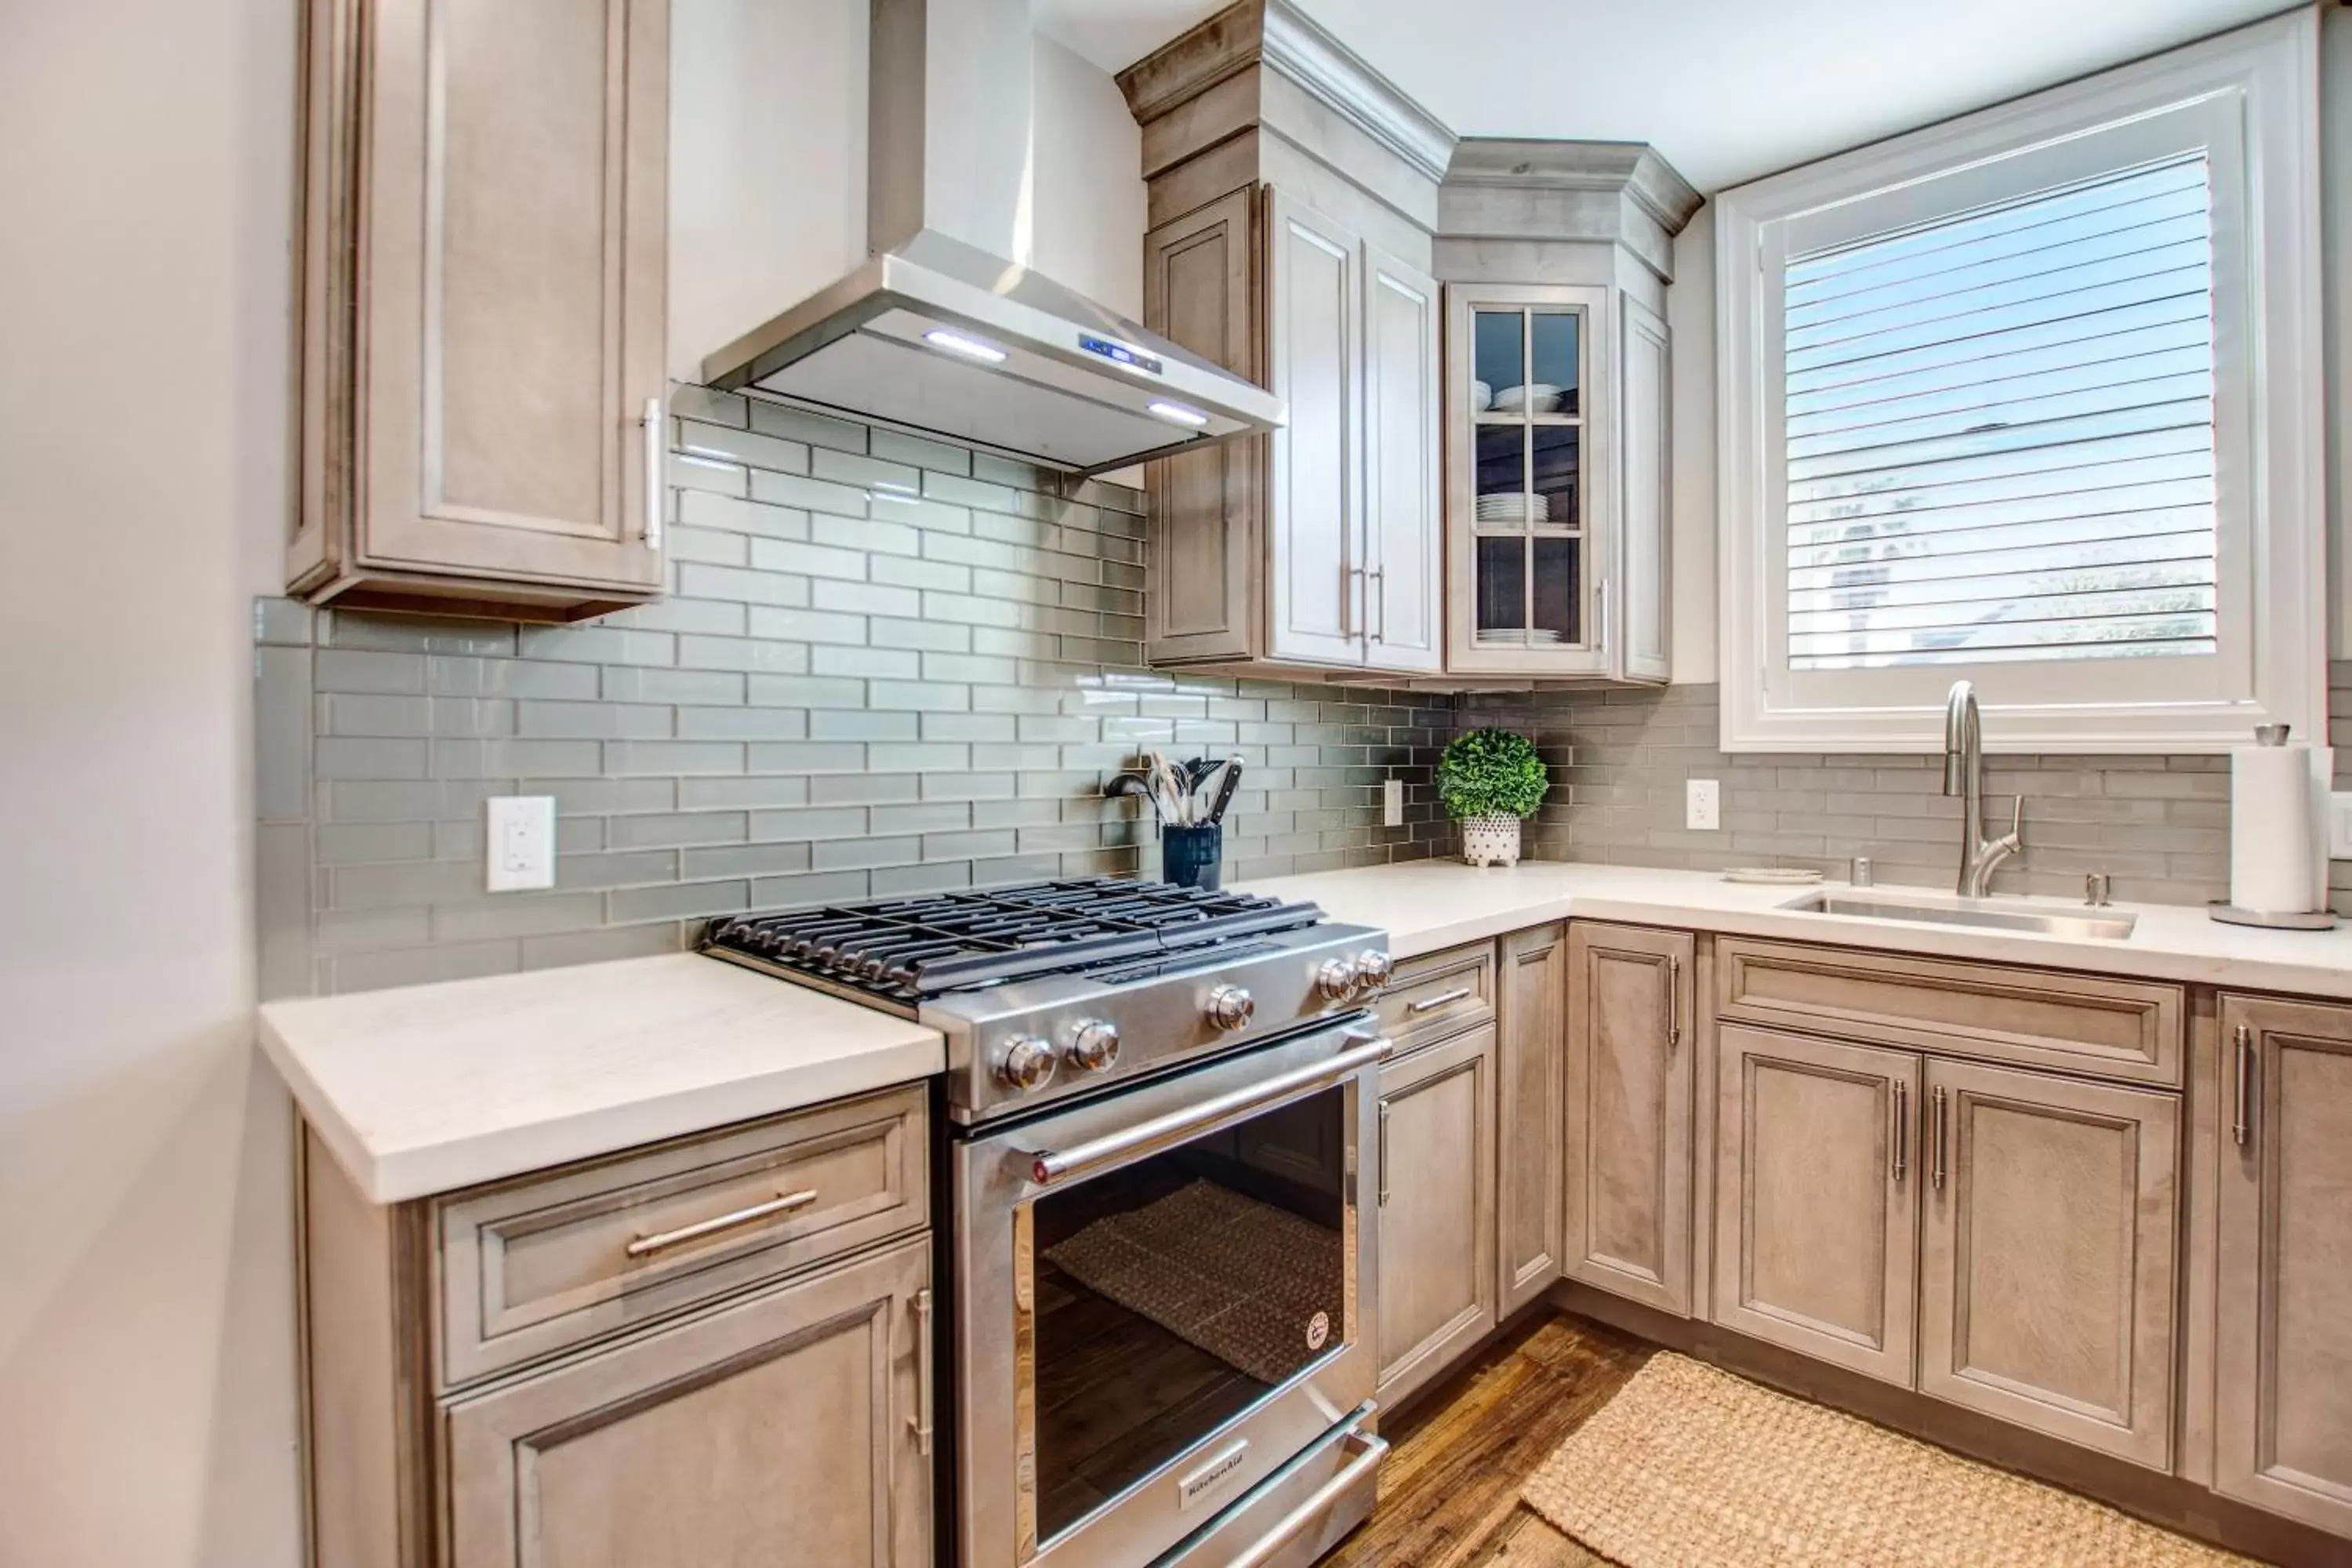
[2214, 996, 2352, 1534]
[447, 1239, 933, 1568]
[1711, 1025, 1919, 1385]
[1918, 1058, 2178, 1469]
[1374, 1026, 1497, 1406]
[1564, 923, 1695, 1315]
[1496, 924, 1567, 1314]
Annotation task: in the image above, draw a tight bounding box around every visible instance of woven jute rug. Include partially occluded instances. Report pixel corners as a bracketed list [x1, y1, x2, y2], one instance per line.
[1042, 1178, 1342, 1385]
[1523, 1353, 2253, 1567]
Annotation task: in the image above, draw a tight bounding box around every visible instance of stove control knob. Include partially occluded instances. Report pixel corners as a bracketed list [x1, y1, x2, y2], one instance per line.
[1064, 1019, 1121, 1074]
[994, 1036, 1057, 1093]
[1315, 957, 1359, 1001]
[1352, 949, 1394, 995]
[1206, 985, 1256, 1032]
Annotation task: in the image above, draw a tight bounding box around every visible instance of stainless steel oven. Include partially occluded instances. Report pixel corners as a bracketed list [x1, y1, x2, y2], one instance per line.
[953, 1016, 1391, 1568]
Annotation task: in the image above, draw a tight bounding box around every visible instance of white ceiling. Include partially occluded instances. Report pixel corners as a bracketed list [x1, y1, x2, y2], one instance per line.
[1032, 0, 2295, 192]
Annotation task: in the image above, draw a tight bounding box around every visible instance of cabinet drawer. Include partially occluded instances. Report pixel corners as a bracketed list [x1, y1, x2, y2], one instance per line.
[435, 1084, 927, 1388]
[1715, 938, 2183, 1087]
[1372, 940, 1496, 1049]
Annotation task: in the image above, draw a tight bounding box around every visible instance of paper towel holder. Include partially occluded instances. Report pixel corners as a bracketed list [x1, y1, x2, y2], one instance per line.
[2212, 718, 2336, 929]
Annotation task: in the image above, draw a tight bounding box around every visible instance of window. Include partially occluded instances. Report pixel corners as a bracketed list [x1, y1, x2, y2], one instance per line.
[1716, 12, 2324, 752]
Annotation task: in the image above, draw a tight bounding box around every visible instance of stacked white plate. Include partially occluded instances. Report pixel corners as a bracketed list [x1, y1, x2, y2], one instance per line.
[1475, 493, 1550, 524]
[1493, 383, 1566, 414]
[1472, 379, 1494, 412]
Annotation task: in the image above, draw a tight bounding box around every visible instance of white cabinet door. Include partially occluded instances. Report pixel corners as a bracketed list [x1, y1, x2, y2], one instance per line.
[1266, 189, 1363, 666]
[1361, 241, 1443, 673]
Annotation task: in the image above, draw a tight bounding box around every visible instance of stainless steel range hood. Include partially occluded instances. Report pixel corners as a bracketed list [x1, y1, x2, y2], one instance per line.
[700, 0, 1283, 477]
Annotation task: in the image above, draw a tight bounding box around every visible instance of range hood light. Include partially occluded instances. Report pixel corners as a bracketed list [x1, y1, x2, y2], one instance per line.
[922, 328, 1007, 365]
[1147, 401, 1210, 428]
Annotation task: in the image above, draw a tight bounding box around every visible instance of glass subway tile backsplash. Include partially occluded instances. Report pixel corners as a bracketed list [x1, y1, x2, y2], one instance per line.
[255, 387, 1456, 998]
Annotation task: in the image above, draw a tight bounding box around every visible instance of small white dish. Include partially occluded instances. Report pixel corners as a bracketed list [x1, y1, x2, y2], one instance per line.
[1723, 866, 1825, 885]
[1472, 379, 1494, 412]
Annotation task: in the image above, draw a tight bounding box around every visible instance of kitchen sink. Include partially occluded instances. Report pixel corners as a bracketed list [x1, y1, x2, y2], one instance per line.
[1778, 889, 2138, 941]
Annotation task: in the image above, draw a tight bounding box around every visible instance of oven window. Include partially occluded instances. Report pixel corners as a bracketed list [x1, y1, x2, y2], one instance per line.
[1028, 1083, 1349, 1542]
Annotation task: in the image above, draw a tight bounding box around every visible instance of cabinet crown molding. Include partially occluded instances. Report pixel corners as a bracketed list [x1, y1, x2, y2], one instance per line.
[1117, 0, 1457, 184]
[1443, 138, 1704, 238]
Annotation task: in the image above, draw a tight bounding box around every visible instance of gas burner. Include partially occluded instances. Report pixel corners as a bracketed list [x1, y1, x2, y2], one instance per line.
[704, 877, 1323, 1007]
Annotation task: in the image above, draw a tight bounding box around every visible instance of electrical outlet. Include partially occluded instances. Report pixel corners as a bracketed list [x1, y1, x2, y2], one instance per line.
[1686, 778, 1721, 831]
[487, 796, 556, 891]
[1383, 777, 1405, 828]
[2330, 792, 2352, 859]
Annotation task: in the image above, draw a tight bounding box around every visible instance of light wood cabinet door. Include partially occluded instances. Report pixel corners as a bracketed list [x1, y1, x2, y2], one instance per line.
[298, 0, 669, 611]
[1360, 239, 1443, 673]
[2213, 996, 2352, 1533]
[1564, 923, 1695, 1316]
[1497, 924, 1566, 1315]
[1919, 1059, 2178, 1469]
[1142, 188, 1260, 664]
[1616, 294, 1671, 684]
[445, 1237, 932, 1568]
[1711, 1025, 1921, 1385]
[1265, 187, 1363, 666]
[1374, 1027, 1497, 1406]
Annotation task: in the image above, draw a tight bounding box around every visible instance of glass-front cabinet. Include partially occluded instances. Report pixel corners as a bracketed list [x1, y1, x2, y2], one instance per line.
[1444, 282, 1671, 682]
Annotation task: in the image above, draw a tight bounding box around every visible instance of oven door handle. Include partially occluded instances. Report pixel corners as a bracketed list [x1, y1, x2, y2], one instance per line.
[1026, 1032, 1394, 1189]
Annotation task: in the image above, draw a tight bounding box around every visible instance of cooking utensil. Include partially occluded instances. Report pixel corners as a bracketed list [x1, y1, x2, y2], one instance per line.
[1203, 755, 1243, 826]
[1145, 751, 1192, 826]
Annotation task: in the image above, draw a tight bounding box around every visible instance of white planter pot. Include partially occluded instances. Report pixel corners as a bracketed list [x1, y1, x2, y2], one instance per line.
[1461, 813, 1522, 868]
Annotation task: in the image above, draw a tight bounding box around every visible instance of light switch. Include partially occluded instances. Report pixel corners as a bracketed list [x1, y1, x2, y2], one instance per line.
[1383, 777, 1405, 827]
[487, 796, 556, 891]
[1686, 779, 1721, 831]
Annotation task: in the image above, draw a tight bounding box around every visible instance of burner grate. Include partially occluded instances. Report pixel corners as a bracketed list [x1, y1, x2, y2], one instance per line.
[703, 877, 1322, 1002]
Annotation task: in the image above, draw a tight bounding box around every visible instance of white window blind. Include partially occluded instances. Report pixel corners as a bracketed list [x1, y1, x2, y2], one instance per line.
[1782, 155, 2218, 672]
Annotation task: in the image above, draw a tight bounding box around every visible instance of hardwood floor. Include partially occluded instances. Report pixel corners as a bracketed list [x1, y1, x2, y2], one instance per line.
[1325, 1311, 1653, 1568]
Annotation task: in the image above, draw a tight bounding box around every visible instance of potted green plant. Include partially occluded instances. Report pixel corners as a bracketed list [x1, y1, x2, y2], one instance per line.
[1436, 728, 1549, 867]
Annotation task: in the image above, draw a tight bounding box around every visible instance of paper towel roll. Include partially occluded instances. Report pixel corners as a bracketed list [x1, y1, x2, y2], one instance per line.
[2232, 742, 2318, 913]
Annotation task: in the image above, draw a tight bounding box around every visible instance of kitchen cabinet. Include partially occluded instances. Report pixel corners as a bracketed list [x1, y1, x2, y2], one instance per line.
[1495, 922, 1567, 1315]
[446, 1238, 933, 1568]
[2212, 995, 2352, 1534]
[1711, 1024, 1919, 1385]
[1124, 2, 1451, 677]
[296, 1087, 934, 1568]
[1564, 923, 1696, 1316]
[289, 0, 669, 622]
[1918, 1058, 2178, 1468]
[1434, 141, 1698, 682]
[1374, 1025, 1497, 1406]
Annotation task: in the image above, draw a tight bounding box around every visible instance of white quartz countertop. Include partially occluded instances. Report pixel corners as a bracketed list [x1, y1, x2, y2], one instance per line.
[258, 953, 943, 1204]
[1240, 860, 2352, 999]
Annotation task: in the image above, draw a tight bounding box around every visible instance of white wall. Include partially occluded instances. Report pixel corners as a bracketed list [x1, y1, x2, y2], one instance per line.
[0, 0, 303, 1563]
[668, 2, 1146, 384]
[1670, 3, 2352, 684]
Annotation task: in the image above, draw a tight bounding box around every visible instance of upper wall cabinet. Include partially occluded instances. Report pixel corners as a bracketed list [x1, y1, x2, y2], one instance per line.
[1123, 0, 1452, 677]
[1436, 142, 1698, 683]
[289, 0, 670, 623]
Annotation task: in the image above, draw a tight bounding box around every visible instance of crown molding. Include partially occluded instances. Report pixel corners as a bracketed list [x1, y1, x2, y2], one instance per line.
[1445, 138, 1703, 236]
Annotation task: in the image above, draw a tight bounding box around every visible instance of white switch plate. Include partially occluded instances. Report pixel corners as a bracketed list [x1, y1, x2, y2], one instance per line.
[2329, 792, 2352, 859]
[1686, 778, 1721, 831]
[487, 796, 556, 891]
[1383, 777, 1405, 827]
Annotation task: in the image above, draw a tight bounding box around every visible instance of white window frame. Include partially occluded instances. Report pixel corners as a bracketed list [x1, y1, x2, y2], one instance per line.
[1715, 10, 2324, 753]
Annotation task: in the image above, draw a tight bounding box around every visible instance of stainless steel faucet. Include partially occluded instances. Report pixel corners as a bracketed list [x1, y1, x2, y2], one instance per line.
[1943, 680, 2021, 898]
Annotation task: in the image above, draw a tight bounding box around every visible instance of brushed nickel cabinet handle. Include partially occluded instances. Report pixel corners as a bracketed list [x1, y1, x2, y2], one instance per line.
[2233, 1023, 2254, 1149]
[641, 396, 665, 550]
[624, 1187, 817, 1259]
[1891, 1080, 1908, 1184]
[1369, 565, 1387, 644]
[1377, 1100, 1392, 1207]
[1406, 987, 1472, 1015]
[1931, 1087, 1948, 1192]
[909, 1287, 935, 1457]
[1665, 955, 1682, 1050]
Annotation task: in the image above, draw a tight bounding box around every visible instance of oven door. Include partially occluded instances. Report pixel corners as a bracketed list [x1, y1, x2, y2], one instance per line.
[955, 1016, 1388, 1568]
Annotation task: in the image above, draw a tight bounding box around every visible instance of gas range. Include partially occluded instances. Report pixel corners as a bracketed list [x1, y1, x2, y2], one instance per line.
[702, 877, 1392, 1125]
